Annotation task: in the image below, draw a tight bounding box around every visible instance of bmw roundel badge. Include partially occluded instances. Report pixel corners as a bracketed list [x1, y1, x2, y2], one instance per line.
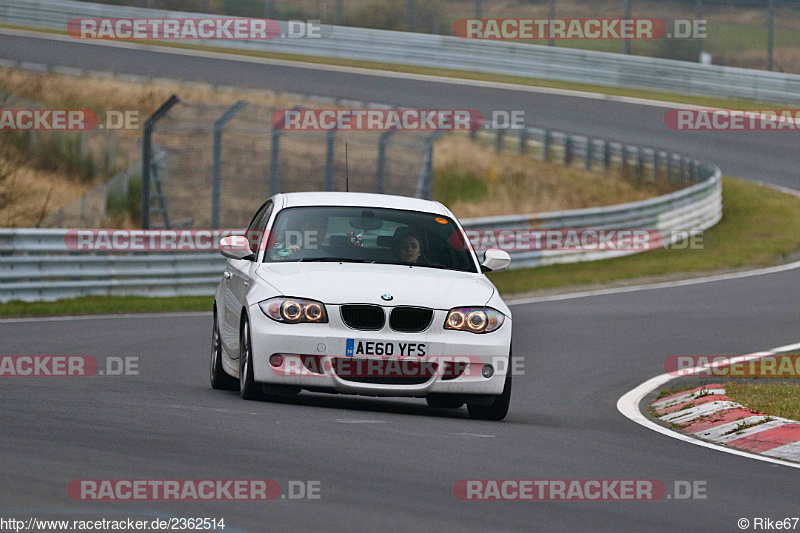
[381, 294, 393, 301]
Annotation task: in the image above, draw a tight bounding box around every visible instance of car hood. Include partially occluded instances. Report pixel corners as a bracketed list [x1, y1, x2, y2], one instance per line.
[256, 262, 495, 309]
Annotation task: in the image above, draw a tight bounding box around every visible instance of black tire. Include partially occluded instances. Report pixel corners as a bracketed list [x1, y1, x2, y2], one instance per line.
[467, 349, 513, 421]
[239, 316, 276, 401]
[210, 307, 238, 390]
[426, 395, 464, 409]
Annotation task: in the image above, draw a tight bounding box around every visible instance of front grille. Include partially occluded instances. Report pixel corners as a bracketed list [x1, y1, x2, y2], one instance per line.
[340, 305, 385, 330]
[332, 358, 436, 385]
[389, 307, 433, 332]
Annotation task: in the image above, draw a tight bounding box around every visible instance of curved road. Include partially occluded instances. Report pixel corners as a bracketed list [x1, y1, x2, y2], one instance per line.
[2, 31, 799, 531]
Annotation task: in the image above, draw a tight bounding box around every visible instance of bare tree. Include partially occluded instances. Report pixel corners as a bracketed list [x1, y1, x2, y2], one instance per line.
[0, 91, 33, 226]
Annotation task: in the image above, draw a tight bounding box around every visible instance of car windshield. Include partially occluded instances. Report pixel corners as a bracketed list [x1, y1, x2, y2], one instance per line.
[264, 206, 478, 273]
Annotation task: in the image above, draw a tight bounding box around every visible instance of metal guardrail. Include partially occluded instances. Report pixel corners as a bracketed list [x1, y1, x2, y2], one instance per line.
[466, 166, 721, 269]
[2, 0, 800, 104]
[0, 161, 721, 302]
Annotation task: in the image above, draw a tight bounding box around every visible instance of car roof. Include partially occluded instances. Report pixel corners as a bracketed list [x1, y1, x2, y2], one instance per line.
[277, 192, 450, 216]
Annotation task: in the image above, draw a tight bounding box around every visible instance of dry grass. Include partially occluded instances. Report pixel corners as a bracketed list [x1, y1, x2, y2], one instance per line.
[0, 156, 93, 227]
[714, 47, 800, 73]
[433, 134, 678, 219]
[0, 68, 316, 117]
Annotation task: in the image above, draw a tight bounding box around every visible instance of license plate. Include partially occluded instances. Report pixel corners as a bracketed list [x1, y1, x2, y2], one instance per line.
[346, 339, 426, 357]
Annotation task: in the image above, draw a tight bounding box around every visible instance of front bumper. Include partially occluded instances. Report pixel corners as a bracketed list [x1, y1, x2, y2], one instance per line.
[248, 303, 513, 397]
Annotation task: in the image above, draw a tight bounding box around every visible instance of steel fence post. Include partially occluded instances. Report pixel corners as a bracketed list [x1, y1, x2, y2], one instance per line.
[621, 145, 629, 174]
[543, 130, 551, 161]
[564, 135, 573, 165]
[695, 0, 704, 62]
[212, 101, 247, 230]
[622, 0, 632, 54]
[636, 148, 645, 182]
[495, 128, 504, 153]
[141, 94, 179, 230]
[415, 131, 445, 200]
[655, 151, 663, 181]
[325, 129, 337, 191]
[377, 130, 397, 194]
[519, 128, 528, 154]
[680, 157, 688, 184]
[269, 129, 281, 196]
[585, 138, 594, 170]
[667, 153, 674, 185]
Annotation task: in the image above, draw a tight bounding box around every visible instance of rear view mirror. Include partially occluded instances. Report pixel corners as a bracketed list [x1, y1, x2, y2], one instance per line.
[349, 210, 383, 231]
[219, 236, 255, 261]
[481, 249, 511, 272]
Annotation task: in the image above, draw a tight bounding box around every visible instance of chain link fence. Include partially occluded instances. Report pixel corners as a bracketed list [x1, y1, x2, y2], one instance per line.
[143, 97, 432, 229]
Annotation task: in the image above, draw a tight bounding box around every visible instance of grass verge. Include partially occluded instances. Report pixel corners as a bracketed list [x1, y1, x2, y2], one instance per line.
[725, 377, 800, 421]
[434, 134, 676, 218]
[488, 176, 800, 294]
[0, 23, 792, 110]
[0, 295, 212, 318]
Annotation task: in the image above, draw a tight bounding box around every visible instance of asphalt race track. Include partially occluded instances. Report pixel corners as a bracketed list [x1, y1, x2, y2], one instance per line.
[2, 31, 800, 532]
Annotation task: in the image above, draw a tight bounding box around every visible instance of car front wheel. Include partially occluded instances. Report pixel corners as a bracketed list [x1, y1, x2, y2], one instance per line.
[210, 307, 237, 390]
[239, 316, 276, 401]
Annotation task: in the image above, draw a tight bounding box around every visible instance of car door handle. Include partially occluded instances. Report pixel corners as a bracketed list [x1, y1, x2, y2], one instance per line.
[223, 271, 232, 280]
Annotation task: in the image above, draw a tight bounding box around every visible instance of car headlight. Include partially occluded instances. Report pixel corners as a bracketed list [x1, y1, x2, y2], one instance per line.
[444, 307, 504, 333]
[259, 297, 328, 324]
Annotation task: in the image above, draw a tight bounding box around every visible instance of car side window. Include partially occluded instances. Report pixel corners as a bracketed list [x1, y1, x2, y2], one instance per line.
[246, 201, 273, 257]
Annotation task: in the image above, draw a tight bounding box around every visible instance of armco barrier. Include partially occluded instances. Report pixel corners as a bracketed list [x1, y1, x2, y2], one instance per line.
[0, 163, 720, 302]
[1, 0, 799, 104]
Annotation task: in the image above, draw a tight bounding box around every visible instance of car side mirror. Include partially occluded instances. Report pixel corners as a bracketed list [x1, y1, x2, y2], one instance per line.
[481, 249, 511, 272]
[219, 236, 255, 261]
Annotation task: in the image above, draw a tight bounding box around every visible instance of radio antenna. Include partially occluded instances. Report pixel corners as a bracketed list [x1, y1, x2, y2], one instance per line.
[345, 142, 349, 193]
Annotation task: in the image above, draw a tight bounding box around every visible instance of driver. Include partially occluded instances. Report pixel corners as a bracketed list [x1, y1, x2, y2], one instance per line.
[394, 231, 423, 264]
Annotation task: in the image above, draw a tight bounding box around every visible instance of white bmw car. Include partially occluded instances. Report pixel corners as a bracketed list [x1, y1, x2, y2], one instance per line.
[211, 192, 514, 420]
